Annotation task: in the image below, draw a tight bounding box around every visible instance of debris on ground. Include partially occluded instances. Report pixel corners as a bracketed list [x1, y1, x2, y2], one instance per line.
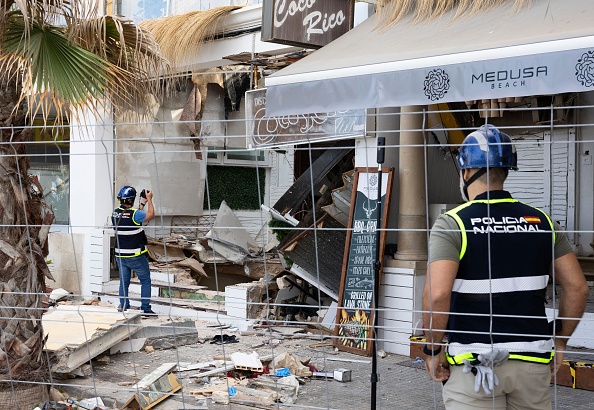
[121, 362, 182, 410]
[49, 314, 362, 408]
[271, 352, 313, 377]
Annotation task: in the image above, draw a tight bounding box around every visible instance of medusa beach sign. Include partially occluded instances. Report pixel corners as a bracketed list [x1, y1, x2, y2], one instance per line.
[245, 88, 365, 148]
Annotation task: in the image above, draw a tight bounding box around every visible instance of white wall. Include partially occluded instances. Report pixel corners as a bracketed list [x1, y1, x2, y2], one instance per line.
[115, 91, 207, 217]
[46, 233, 84, 296]
[68, 106, 115, 296]
[576, 92, 594, 256]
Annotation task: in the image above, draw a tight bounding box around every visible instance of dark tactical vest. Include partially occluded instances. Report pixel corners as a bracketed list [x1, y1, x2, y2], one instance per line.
[112, 207, 148, 258]
[444, 191, 555, 364]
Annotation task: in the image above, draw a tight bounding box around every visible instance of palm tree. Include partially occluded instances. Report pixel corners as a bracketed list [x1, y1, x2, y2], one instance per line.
[0, 0, 166, 404]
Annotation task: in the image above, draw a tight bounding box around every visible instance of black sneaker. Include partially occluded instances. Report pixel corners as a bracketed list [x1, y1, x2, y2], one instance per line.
[117, 306, 128, 312]
[141, 309, 158, 318]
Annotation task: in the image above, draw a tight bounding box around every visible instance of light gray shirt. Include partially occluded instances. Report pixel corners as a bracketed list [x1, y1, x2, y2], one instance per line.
[429, 214, 574, 264]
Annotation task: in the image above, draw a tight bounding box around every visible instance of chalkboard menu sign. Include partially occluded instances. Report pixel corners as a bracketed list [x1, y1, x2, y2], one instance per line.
[334, 167, 393, 356]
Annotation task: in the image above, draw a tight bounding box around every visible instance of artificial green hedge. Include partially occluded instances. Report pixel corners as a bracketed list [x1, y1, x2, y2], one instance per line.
[268, 219, 293, 243]
[204, 166, 266, 210]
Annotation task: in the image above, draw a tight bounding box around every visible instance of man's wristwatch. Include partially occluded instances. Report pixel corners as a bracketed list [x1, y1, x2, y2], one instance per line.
[423, 344, 442, 356]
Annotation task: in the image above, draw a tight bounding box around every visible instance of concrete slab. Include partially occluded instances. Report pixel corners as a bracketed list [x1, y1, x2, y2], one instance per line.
[206, 200, 258, 255]
[43, 305, 142, 373]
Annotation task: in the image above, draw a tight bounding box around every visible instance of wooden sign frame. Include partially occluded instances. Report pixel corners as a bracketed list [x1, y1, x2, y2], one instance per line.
[333, 167, 394, 356]
[261, 0, 355, 49]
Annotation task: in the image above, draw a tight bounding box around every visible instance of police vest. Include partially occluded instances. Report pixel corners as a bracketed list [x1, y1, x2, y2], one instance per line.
[112, 207, 148, 258]
[443, 192, 556, 365]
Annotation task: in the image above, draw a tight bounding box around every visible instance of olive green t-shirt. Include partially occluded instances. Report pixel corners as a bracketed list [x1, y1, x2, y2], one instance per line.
[429, 214, 574, 264]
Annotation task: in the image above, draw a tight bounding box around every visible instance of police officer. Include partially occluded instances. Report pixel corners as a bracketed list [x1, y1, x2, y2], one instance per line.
[112, 185, 157, 317]
[422, 124, 588, 409]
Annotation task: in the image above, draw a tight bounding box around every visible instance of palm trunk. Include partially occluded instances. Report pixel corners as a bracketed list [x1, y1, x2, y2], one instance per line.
[0, 79, 54, 389]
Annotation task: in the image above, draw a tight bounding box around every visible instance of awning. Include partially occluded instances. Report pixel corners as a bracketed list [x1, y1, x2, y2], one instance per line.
[265, 0, 594, 116]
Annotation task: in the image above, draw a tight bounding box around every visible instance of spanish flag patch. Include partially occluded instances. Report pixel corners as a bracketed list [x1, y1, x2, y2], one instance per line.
[524, 216, 541, 223]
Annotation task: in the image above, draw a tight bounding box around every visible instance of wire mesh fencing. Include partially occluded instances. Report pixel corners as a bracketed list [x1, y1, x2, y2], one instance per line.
[1, 100, 594, 410]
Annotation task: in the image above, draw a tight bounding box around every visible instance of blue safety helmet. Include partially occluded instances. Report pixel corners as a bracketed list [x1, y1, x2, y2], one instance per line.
[457, 124, 518, 170]
[117, 185, 137, 202]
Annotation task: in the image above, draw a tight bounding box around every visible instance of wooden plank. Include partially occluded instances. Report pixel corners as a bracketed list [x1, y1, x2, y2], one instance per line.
[381, 271, 415, 287]
[189, 364, 235, 378]
[325, 357, 371, 364]
[177, 361, 225, 372]
[230, 398, 276, 410]
[381, 284, 415, 299]
[272, 147, 353, 215]
[379, 295, 415, 311]
[377, 307, 414, 323]
[309, 342, 333, 348]
[121, 365, 182, 410]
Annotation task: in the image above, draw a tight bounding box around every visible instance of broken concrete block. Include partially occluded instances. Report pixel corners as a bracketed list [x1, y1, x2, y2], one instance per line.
[69, 364, 92, 378]
[276, 275, 292, 289]
[248, 375, 300, 404]
[233, 387, 275, 404]
[333, 368, 352, 382]
[207, 201, 258, 252]
[110, 338, 146, 354]
[212, 390, 230, 404]
[49, 288, 70, 302]
[225, 282, 268, 319]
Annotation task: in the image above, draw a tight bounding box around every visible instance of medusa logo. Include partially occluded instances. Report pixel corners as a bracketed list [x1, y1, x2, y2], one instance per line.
[424, 69, 450, 101]
[576, 51, 594, 87]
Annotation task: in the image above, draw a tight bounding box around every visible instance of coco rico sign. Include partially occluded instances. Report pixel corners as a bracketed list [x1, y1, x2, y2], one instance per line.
[262, 0, 355, 49]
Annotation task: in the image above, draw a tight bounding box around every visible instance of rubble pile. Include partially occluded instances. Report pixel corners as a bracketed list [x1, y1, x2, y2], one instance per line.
[38, 315, 359, 409]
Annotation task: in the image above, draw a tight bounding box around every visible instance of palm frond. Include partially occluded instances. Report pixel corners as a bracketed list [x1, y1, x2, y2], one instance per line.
[2, 18, 112, 121]
[1, 0, 75, 33]
[376, 0, 532, 28]
[70, 15, 169, 113]
[1, 7, 170, 123]
[140, 5, 242, 69]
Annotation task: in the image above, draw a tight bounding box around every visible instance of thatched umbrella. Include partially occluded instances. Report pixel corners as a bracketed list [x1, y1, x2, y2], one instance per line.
[140, 6, 242, 69]
[376, 0, 531, 27]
